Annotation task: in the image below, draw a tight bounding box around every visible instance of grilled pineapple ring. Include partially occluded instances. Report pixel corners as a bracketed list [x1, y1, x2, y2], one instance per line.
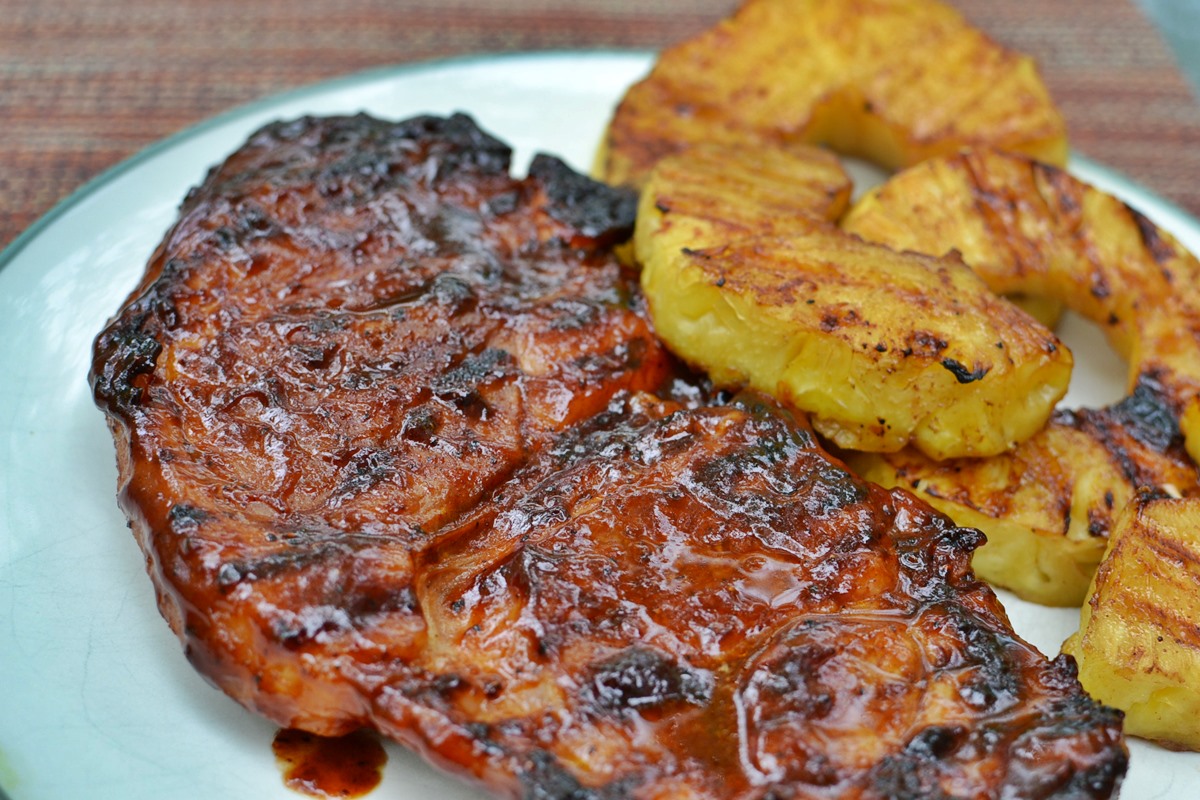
[844, 148, 1200, 605]
[596, 0, 1067, 188]
[637, 144, 1071, 461]
[1064, 492, 1200, 751]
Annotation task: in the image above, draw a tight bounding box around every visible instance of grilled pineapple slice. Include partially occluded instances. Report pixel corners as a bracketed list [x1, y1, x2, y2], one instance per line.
[1063, 492, 1200, 750]
[637, 144, 1071, 460]
[633, 140, 852, 258]
[844, 148, 1200, 464]
[596, 0, 1067, 188]
[849, 393, 1200, 606]
[843, 148, 1200, 603]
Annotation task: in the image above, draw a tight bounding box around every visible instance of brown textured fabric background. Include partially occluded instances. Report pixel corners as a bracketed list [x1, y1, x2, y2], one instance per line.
[2, 0, 1199, 252]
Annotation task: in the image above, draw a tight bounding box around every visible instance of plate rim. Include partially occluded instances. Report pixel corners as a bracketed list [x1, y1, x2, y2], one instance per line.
[3, 47, 1199, 800]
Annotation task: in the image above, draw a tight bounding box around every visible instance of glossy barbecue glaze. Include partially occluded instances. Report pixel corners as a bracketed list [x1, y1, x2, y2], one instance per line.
[92, 114, 1125, 799]
[408, 393, 1126, 799]
[92, 112, 671, 732]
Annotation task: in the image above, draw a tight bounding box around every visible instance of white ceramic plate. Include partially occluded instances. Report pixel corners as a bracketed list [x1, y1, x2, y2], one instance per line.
[2, 52, 1199, 800]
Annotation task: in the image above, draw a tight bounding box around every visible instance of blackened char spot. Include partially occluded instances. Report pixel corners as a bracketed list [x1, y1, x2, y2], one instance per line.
[228, 202, 279, 240]
[250, 112, 512, 189]
[400, 406, 440, 443]
[867, 752, 958, 800]
[220, 523, 422, 592]
[433, 348, 514, 395]
[750, 641, 836, 719]
[1000, 656, 1127, 800]
[90, 315, 163, 412]
[333, 448, 397, 499]
[484, 190, 521, 218]
[1109, 375, 1181, 452]
[581, 646, 712, 716]
[392, 112, 513, 180]
[521, 750, 637, 800]
[905, 725, 965, 759]
[431, 348, 515, 414]
[270, 606, 352, 650]
[806, 465, 870, 516]
[950, 608, 1023, 712]
[528, 154, 638, 246]
[344, 584, 418, 618]
[426, 272, 476, 314]
[168, 503, 211, 534]
[908, 331, 948, 358]
[463, 721, 506, 756]
[220, 542, 347, 589]
[940, 358, 990, 384]
[547, 298, 603, 331]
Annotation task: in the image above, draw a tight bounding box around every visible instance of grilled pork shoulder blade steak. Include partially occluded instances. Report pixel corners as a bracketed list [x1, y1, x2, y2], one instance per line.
[90, 114, 1125, 797]
[412, 393, 1125, 798]
[91, 112, 670, 730]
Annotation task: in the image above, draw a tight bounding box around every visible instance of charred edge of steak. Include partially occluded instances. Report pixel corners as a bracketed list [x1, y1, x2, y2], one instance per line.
[865, 653, 1125, 800]
[520, 750, 638, 800]
[239, 112, 515, 188]
[1001, 655, 1128, 800]
[528, 154, 638, 246]
[94, 112, 519, 415]
[91, 313, 163, 413]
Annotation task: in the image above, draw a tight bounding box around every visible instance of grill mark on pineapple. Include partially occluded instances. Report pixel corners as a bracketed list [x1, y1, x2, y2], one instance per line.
[1032, 160, 1082, 217]
[1117, 588, 1200, 653]
[965, 153, 1034, 280]
[1140, 526, 1200, 578]
[1102, 515, 1200, 648]
[1126, 203, 1177, 267]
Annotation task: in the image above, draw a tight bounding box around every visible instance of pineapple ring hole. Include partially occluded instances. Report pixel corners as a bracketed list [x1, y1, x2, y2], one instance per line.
[1053, 311, 1128, 409]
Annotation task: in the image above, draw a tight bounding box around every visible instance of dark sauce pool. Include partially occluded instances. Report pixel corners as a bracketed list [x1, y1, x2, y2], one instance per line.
[272, 728, 387, 798]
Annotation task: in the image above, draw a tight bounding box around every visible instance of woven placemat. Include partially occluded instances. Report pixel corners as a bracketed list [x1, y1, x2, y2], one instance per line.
[2, 0, 1198, 251]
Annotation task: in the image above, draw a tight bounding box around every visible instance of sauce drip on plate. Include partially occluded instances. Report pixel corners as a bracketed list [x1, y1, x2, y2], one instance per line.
[272, 728, 387, 798]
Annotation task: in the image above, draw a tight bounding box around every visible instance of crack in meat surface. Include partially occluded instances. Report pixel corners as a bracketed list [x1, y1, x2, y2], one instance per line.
[91, 113, 1125, 799]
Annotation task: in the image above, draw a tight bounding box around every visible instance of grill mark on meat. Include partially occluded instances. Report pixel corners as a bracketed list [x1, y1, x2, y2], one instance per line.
[430, 347, 516, 415]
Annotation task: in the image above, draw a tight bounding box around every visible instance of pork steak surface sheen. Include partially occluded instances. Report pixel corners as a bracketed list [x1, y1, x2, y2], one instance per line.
[90, 113, 1126, 799]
